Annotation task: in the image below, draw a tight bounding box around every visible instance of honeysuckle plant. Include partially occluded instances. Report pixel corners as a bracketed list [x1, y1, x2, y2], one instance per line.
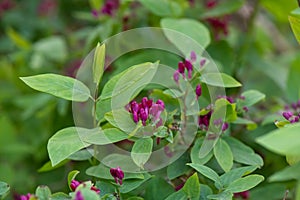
[10, 37, 268, 200]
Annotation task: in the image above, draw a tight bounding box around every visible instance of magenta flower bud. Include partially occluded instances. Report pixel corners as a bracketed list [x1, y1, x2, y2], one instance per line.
[130, 101, 139, 113]
[190, 51, 197, 62]
[234, 191, 249, 199]
[20, 193, 32, 200]
[243, 106, 249, 112]
[91, 9, 99, 17]
[200, 58, 206, 67]
[292, 102, 298, 110]
[146, 99, 153, 108]
[282, 111, 293, 120]
[185, 60, 193, 71]
[133, 112, 139, 123]
[110, 167, 124, 185]
[173, 70, 180, 83]
[222, 122, 229, 131]
[156, 99, 165, 110]
[142, 97, 148, 108]
[90, 186, 100, 194]
[70, 180, 81, 191]
[75, 191, 84, 200]
[178, 61, 185, 74]
[195, 84, 202, 98]
[140, 108, 148, 125]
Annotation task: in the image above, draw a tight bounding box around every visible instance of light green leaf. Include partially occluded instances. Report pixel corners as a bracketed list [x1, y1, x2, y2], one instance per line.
[191, 137, 213, 165]
[68, 170, 80, 191]
[224, 137, 263, 166]
[50, 192, 71, 200]
[256, 123, 300, 156]
[161, 18, 210, 55]
[199, 184, 213, 200]
[104, 110, 137, 133]
[78, 188, 100, 200]
[83, 128, 128, 145]
[220, 166, 258, 188]
[47, 127, 95, 166]
[225, 175, 264, 193]
[182, 173, 200, 200]
[138, 0, 182, 17]
[214, 139, 233, 172]
[187, 163, 222, 189]
[233, 117, 257, 130]
[35, 186, 51, 200]
[200, 73, 242, 88]
[20, 74, 91, 102]
[131, 138, 153, 168]
[68, 149, 93, 161]
[165, 191, 187, 200]
[207, 191, 233, 200]
[239, 90, 266, 107]
[93, 43, 105, 85]
[0, 182, 10, 199]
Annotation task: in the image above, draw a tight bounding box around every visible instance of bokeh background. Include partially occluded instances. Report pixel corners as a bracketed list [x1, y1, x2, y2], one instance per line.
[0, 0, 299, 198]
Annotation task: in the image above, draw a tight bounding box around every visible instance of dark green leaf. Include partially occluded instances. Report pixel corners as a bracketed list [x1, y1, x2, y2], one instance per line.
[167, 152, 191, 180]
[269, 161, 300, 182]
[145, 177, 174, 200]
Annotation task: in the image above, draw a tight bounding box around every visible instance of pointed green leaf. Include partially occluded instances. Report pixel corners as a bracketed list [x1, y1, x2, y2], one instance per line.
[131, 138, 153, 168]
[182, 173, 200, 200]
[207, 191, 233, 200]
[35, 186, 51, 200]
[20, 74, 91, 102]
[93, 43, 105, 85]
[269, 161, 300, 182]
[214, 139, 233, 172]
[67, 170, 80, 191]
[200, 73, 242, 88]
[239, 90, 266, 107]
[225, 175, 264, 193]
[47, 127, 96, 166]
[220, 166, 258, 187]
[289, 14, 300, 44]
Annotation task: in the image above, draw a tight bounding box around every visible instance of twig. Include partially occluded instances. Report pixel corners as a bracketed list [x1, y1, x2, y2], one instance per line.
[283, 190, 289, 200]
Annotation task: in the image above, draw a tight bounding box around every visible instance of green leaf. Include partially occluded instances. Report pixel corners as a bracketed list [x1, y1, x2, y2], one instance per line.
[239, 90, 266, 107]
[95, 181, 115, 198]
[83, 128, 128, 145]
[6, 27, 31, 50]
[20, 74, 91, 102]
[68, 149, 93, 161]
[165, 191, 187, 200]
[131, 138, 153, 168]
[224, 137, 263, 166]
[138, 0, 182, 17]
[220, 166, 258, 188]
[214, 139, 233, 172]
[145, 177, 174, 200]
[182, 173, 200, 200]
[38, 160, 69, 172]
[33, 36, 68, 63]
[199, 184, 213, 200]
[127, 197, 144, 200]
[68, 170, 80, 191]
[93, 43, 105, 85]
[187, 163, 222, 189]
[78, 187, 101, 200]
[167, 152, 191, 180]
[232, 117, 257, 131]
[225, 174, 264, 193]
[0, 182, 10, 199]
[256, 123, 300, 156]
[50, 192, 71, 200]
[191, 137, 213, 165]
[269, 161, 300, 182]
[201, 0, 245, 18]
[161, 18, 210, 55]
[35, 186, 51, 200]
[200, 73, 242, 88]
[104, 110, 137, 133]
[119, 173, 152, 193]
[207, 191, 233, 200]
[86, 163, 144, 180]
[47, 127, 95, 166]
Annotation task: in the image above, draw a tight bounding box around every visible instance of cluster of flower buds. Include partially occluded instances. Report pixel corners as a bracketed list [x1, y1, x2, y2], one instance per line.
[70, 180, 100, 194]
[284, 100, 300, 112]
[92, 0, 119, 17]
[128, 97, 165, 126]
[282, 111, 300, 123]
[19, 193, 34, 200]
[204, 0, 229, 39]
[110, 167, 124, 185]
[198, 110, 212, 130]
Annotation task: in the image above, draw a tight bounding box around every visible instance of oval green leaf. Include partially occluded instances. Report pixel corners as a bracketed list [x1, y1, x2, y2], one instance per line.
[93, 43, 105, 85]
[131, 138, 153, 169]
[214, 139, 233, 172]
[20, 74, 91, 102]
[200, 73, 242, 88]
[225, 174, 264, 193]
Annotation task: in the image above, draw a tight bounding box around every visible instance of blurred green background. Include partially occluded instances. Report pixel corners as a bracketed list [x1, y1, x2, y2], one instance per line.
[0, 0, 300, 199]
